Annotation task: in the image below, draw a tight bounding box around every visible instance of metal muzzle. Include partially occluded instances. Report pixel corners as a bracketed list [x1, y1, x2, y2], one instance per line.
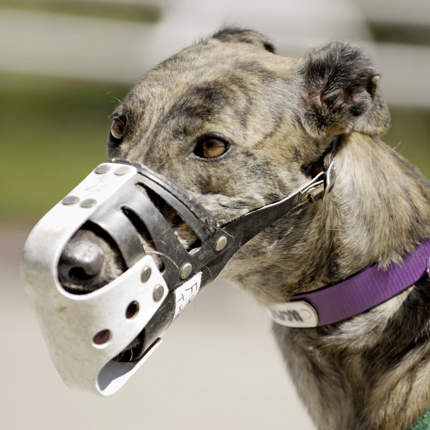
[21, 157, 335, 396]
[21, 160, 231, 396]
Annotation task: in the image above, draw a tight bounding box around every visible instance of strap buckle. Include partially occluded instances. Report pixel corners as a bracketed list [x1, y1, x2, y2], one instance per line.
[298, 135, 340, 203]
[298, 160, 336, 203]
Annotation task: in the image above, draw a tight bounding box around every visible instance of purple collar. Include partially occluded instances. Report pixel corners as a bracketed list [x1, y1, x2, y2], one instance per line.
[268, 239, 430, 328]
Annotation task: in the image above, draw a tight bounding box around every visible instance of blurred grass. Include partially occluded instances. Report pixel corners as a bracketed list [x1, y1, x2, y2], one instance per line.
[0, 0, 161, 23]
[1, 72, 430, 225]
[384, 109, 430, 176]
[369, 22, 430, 46]
[0, 72, 130, 224]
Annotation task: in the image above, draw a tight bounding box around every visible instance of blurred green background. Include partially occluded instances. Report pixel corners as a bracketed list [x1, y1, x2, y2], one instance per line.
[1, 0, 430, 226]
[0, 0, 158, 224]
[0, 73, 129, 223]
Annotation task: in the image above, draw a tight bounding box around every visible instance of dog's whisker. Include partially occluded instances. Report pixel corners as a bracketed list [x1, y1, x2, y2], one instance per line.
[146, 250, 179, 270]
[105, 92, 123, 104]
[202, 264, 213, 280]
[392, 141, 403, 152]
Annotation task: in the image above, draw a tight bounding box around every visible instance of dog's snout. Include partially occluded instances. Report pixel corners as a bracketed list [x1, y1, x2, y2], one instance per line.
[58, 230, 105, 289]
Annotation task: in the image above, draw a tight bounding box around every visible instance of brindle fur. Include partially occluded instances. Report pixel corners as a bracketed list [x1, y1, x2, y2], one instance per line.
[59, 28, 430, 430]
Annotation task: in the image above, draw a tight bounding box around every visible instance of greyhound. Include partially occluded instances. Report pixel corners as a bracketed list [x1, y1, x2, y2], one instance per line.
[57, 28, 430, 430]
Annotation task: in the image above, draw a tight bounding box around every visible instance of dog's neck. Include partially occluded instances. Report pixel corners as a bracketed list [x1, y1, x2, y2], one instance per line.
[328, 132, 430, 276]
[224, 132, 430, 302]
[223, 131, 430, 430]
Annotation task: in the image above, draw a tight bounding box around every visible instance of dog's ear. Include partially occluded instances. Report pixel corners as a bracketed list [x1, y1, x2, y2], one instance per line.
[205, 27, 276, 54]
[295, 42, 390, 140]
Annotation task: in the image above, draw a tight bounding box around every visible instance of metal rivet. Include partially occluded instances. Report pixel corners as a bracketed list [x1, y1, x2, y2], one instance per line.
[115, 166, 131, 176]
[299, 309, 312, 321]
[180, 262, 193, 280]
[215, 236, 227, 252]
[141, 266, 152, 283]
[125, 301, 139, 319]
[80, 198, 97, 208]
[95, 164, 111, 174]
[62, 195, 79, 205]
[93, 329, 111, 346]
[153, 285, 164, 302]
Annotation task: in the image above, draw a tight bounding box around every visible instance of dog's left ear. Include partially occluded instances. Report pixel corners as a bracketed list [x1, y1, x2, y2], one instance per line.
[206, 27, 276, 54]
[295, 42, 390, 140]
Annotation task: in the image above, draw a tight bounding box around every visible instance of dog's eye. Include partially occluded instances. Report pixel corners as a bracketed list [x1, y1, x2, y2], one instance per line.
[193, 137, 229, 159]
[110, 118, 126, 143]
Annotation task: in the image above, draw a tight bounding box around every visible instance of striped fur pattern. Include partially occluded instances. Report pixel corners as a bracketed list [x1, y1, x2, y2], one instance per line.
[59, 28, 430, 429]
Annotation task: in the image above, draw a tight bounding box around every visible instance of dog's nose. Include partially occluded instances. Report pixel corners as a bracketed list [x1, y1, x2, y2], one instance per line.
[58, 232, 105, 286]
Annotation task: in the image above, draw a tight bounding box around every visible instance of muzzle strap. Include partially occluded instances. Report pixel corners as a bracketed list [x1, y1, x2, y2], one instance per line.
[90, 192, 145, 268]
[131, 161, 218, 236]
[136, 175, 210, 241]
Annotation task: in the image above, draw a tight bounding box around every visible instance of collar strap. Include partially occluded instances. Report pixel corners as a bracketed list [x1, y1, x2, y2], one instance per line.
[269, 239, 430, 328]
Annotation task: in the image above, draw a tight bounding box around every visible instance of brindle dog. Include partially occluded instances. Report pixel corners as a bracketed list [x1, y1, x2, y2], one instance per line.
[58, 28, 430, 430]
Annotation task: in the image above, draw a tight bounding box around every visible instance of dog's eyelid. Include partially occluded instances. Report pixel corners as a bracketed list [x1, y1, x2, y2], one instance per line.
[189, 134, 234, 162]
[109, 115, 127, 145]
[109, 113, 127, 123]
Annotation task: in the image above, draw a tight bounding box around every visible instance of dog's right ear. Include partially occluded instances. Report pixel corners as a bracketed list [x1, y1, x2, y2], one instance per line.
[295, 42, 390, 140]
[204, 27, 276, 54]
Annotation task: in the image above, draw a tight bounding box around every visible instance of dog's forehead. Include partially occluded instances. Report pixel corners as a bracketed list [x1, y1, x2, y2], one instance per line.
[120, 43, 298, 123]
[136, 42, 297, 97]
[113, 43, 299, 166]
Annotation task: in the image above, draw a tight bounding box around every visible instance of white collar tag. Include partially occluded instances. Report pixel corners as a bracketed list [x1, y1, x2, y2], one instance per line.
[268, 300, 319, 328]
[173, 272, 202, 320]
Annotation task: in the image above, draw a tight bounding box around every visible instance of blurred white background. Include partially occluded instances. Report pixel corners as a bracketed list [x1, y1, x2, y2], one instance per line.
[1, 0, 430, 106]
[1, 1, 430, 429]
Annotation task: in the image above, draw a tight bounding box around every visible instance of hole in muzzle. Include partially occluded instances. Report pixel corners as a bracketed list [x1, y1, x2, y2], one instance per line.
[125, 301, 139, 319]
[113, 292, 176, 364]
[93, 329, 111, 346]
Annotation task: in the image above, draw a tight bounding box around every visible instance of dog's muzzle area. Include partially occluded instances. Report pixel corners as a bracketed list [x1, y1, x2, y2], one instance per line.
[21, 157, 334, 395]
[22, 159, 242, 395]
[58, 182, 202, 295]
[56, 168, 203, 364]
[58, 226, 141, 362]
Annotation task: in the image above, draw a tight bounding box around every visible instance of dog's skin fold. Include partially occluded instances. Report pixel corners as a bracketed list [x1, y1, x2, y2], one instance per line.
[59, 28, 430, 430]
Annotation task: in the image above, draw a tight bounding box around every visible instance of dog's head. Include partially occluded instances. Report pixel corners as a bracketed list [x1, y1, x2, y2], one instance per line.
[20, 28, 394, 395]
[59, 28, 390, 302]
